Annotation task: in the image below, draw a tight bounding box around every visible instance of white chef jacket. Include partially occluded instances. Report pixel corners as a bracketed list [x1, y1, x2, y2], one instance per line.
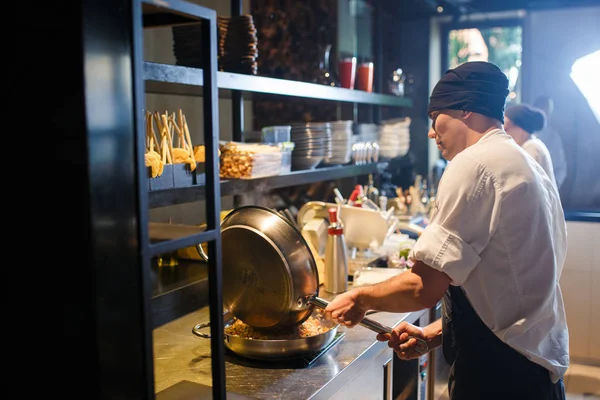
[537, 126, 567, 189]
[522, 135, 558, 189]
[410, 129, 569, 383]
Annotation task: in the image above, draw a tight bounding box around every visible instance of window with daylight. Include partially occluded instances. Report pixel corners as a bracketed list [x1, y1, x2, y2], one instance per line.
[446, 24, 523, 105]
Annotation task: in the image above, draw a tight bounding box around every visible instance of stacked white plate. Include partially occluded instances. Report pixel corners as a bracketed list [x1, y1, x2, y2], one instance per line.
[378, 117, 411, 159]
[323, 120, 353, 165]
[290, 122, 332, 170]
[356, 123, 380, 143]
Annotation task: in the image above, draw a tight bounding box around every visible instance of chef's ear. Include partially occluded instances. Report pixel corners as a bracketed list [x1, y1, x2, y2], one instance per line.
[461, 110, 473, 120]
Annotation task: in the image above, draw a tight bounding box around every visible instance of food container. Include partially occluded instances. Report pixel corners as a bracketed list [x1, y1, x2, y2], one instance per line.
[356, 62, 374, 92]
[262, 125, 292, 143]
[338, 57, 357, 89]
[278, 142, 295, 174]
[219, 141, 283, 179]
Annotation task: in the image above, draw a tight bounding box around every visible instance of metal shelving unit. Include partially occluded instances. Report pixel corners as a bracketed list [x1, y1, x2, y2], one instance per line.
[138, 1, 226, 398]
[137, 1, 413, 398]
[144, 61, 414, 107]
[62, 0, 411, 397]
[149, 162, 388, 208]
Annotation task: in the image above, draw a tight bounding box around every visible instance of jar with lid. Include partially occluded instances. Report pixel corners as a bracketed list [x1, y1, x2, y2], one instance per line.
[388, 68, 406, 97]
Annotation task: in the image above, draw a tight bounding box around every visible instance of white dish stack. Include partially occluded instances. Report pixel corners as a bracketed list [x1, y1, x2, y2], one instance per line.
[324, 120, 353, 165]
[378, 117, 411, 159]
[352, 123, 380, 165]
[356, 123, 379, 143]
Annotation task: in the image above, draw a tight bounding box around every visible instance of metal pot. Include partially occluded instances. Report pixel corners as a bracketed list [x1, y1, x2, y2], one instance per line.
[192, 311, 339, 360]
[202, 206, 320, 329]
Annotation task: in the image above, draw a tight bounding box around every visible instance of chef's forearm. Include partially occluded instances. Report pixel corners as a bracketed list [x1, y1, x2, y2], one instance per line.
[355, 269, 438, 313]
[423, 318, 443, 349]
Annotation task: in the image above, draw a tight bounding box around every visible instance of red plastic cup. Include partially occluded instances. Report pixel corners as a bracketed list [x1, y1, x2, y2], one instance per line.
[338, 57, 357, 89]
[356, 62, 374, 92]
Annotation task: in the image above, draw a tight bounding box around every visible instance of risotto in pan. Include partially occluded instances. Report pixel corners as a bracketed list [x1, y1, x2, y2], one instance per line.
[224, 314, 333, 340]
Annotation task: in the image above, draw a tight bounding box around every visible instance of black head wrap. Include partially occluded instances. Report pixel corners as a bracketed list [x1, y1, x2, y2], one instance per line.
[505, 104, 547, 134]
[428, 61, 510, 123]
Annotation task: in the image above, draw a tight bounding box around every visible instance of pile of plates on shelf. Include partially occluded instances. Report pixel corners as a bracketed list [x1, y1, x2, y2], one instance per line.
[356, 123, 380, 143]
[172, 23, 204, 68]
[378, 117, 411, 159]
[290, 122, 332, 170]
[217, 15, 258, 75]
[323, 120, 353, 165]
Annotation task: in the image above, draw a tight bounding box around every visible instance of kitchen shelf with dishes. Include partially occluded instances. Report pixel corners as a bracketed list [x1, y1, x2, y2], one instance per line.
[139, 2, 415, 397]
[69, 0, 419, 398]
[149, 161, 388, 208]
[144, 60, 412, 208]
[141, 0, 415, 317]
[144, 61, 413, 107]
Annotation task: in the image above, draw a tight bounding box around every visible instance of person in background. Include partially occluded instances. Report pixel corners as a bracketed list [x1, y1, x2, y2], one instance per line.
[505, 103, 558, 187]
[534, 95, 567, 189]
[324, 61, 568, 400]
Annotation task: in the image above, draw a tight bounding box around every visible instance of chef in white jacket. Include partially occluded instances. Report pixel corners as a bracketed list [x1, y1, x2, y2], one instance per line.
[534, 95, 568, 189]
[324, 61, 569, 400]
[505, 103, 558, 188]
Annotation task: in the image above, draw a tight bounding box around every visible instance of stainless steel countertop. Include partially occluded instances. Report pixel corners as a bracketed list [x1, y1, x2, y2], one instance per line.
[153, 290, 427, 399]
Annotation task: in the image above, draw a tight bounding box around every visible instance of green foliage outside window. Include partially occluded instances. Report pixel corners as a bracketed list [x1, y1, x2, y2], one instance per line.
[448, 26, 523, 102]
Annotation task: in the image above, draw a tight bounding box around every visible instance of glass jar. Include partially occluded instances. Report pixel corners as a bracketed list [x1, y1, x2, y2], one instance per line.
[388, 68, 406, 97]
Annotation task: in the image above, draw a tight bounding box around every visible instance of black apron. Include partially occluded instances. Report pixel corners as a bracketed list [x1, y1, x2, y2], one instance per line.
[441, 285, 566, 400]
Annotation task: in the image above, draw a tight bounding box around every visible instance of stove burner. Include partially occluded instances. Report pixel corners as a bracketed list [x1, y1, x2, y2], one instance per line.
[225, 332, 346, 369]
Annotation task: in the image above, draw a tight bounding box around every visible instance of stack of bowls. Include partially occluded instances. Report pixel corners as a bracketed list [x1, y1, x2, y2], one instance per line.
[290, 122, 332, 170]
[172, 24, 204, 68]
[323, 120, 353, 165]
[217, 15, 258, 75]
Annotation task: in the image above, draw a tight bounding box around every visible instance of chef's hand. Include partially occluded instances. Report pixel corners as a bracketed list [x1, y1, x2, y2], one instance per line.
[323, 289, 368, 328]
[376, 321, 426, 360]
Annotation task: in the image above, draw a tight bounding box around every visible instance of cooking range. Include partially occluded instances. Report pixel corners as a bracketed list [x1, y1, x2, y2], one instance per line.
[223, 331, 346, 369]
[191, 207, 418, 368]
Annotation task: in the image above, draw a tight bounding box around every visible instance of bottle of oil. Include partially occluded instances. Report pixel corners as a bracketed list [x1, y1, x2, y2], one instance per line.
[324, 207, 348, 294]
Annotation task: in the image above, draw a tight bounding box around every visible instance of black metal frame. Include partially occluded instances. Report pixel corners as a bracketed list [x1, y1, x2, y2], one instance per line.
[231, 0, 245, 142]
[143, 62, 413, 106]
[149, 162, 388, 208]
[136, 0, 225, 398]
[372, 1, 384, 123]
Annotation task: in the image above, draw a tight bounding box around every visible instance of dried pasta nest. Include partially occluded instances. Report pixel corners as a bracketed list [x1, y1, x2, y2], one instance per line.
[145, 150, 163, 178]
[145, 109, 199, 178]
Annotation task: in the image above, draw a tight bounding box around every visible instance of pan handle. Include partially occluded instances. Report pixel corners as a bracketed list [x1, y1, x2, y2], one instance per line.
[196, 244, 209, 262]
[308, 296, 393, 334]
[192, 321, 211, 338]
[308, 296, 429, 353]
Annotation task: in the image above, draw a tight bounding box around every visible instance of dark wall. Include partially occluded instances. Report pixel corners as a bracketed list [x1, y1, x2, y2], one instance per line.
[381, 4, 432, 178]
[251, 0, 338, 126]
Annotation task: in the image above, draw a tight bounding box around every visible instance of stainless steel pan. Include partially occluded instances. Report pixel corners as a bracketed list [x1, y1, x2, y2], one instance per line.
[192, 311, 339, 360]
[199, 205, 320, 329]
